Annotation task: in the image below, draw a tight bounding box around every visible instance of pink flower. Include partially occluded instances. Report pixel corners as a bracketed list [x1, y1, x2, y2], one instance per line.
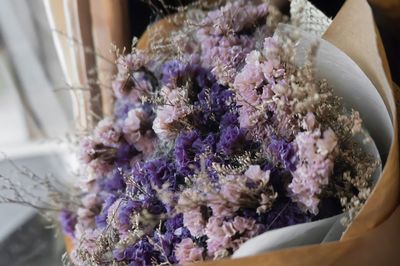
[112, 51, 151, 101]
[175, 238, 204, 264]
[153, 87, 190, 140]
[220, 182, 243, 203]
[116, 52, 148, 74]
[205, 216, 262, 259]
[302, 112, 317, 130]
[263, 37, 280, 60]
[122, 109, 142, 140]
[289, 127, 338, 214]
[93, 118, 121, 148]
[84, 158, 113, 182]
[81, 193, 100, 210]
[71, 227, 101, 264]
[208, 176, 246, 217]
[204, 217, 230, 257]
[122, 107, 152, 145]
[208, 201, 236, 218]
[79, 137, 96, 163]
[134, 134, 155, 159]
[183, 207, 206, 237]
[244, 165, 270, 183]
[107, 198, 131, 233]
[152, 105, 178, 140]
[233, 39, 284, 129]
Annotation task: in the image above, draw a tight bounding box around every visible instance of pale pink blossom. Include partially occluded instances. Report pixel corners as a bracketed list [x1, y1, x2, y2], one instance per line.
[153, 87, 190, 140]
[112, 51, 151, 101]
[85, 158, 113, 182]
[71, 227, 101, 264]
[289, 127, 338, 214]
[76, 207, 95, 229]
[205, 216, 261, 259]
[244, 165, 270, 183]
[79, 137, 96, 163]
[134, 134, 155, 159]
[175, 238, 204, 264]
[81, 193, 100, 210]
[122, 108, 148, 144]
[183, 207, 206, 237]
[93, 117, 121, 147]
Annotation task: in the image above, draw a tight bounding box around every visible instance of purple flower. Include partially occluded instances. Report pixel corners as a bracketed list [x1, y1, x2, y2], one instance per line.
[142, 159, 183, 191]
[175, 130, 201, 175]
[115, 143, 140, 167]
[268, 138, 297, 171]
[114, 99, 136, 120]
[196, 84, 235, 125]
[155, 214, 192, 263]
[220, 112, 239, 128]
[101, 170, 126, 193]
[118, 199, 142, 230]
[142, 195, 166, 215]
[95, 194, 118, 229]
[59, 210, 77, 237]
[256, 199, 312, 230]
[114, 238, 158, 265]
[217, 126, 246, 155]
[161, 60, 188, 88]
[164, 213, 184, 232]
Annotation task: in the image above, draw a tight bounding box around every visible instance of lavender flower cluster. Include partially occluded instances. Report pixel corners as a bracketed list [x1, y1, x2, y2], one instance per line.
[61, 1, 375, 265]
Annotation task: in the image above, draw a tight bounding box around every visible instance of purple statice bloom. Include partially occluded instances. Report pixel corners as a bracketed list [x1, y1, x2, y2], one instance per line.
[175, 130, 223, 181]
[101, 170, 126, 193]
[192, 133, 218, 154]
[268, 138, 297, 171]
[161, 60, 188, 87]
[95, 194, 118, 229]
[164, 213, 184, 232]
[142, 159, 183, 191]
[118, 199, 143, 228]
[188, 63, 216, 90]
[217, 126, 246, 155]
[256, 198, 312, 231]
[162, 60, 216, 90]
[114, 98, 136, 120]
[141, 195, 166, 215]
[196, 84, 234, 123]
[59, 210, 77, 238]
[115, 143, 140, 167]
[220, 112, 239, 128]
[153, 214, 192, 264]
[175, 130, 201, 175]
[114, 238, 159, 265]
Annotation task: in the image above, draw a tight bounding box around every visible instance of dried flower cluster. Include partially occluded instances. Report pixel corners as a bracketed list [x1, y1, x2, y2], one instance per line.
[60, 1, 377, 265]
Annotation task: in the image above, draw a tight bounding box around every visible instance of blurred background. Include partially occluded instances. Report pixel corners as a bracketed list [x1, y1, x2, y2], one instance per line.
[0, 0, 398, 265]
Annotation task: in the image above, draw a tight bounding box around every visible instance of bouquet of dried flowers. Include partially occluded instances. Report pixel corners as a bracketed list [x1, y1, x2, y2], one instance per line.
[59, 1, 380, 265]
